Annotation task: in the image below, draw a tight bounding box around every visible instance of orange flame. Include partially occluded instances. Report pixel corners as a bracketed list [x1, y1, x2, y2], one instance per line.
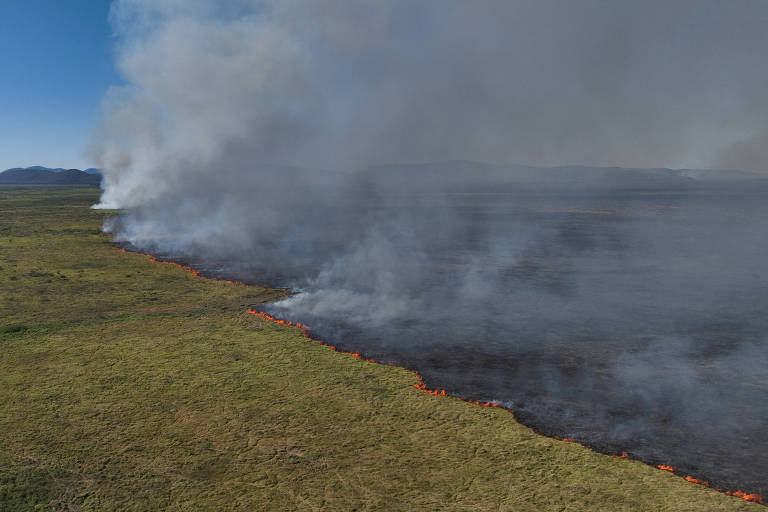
[724, 490, 765, 504]
[684, 476, 709, 486]
[114, 244, 247, 285]
[653, 464, 764, 504]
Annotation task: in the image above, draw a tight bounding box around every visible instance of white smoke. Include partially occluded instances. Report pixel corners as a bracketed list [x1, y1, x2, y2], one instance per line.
[93, 0, 768, 213]
[90, 1, 768, 491]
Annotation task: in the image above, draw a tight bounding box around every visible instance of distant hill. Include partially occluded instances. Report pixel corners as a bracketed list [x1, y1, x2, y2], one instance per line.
[3, 165, 102, 174]
[0, 168, 101, 186]
[362, 160, 767, 191]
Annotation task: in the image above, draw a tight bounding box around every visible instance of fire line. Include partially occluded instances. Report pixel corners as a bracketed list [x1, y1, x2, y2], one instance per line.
[110, 236, 765, 506]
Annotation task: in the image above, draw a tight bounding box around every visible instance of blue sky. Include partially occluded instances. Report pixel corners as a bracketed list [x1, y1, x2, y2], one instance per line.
[0, 0, 118, 170]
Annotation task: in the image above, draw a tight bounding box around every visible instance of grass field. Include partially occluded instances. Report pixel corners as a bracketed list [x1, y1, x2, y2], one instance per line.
[0, 186, 761, 511]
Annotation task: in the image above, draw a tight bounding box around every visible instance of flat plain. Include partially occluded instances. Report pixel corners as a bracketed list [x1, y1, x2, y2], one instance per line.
[0, 186, 761, 511]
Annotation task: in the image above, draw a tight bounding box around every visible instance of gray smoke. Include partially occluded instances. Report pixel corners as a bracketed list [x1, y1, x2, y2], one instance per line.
[94, 0, 768, 199]
[93, 0, 768, 493]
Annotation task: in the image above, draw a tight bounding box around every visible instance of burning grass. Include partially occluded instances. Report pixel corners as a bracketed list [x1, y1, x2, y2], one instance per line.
[0, 185, 763, 510]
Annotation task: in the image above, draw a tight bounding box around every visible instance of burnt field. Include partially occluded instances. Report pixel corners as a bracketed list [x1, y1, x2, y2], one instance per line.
[87, 2, 768, 503]
[117, 174, 768, 496]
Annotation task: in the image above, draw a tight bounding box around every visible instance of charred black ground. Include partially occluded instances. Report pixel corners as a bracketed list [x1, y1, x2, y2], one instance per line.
[91, 1, 768, 501]
[115, 167, 768, 496]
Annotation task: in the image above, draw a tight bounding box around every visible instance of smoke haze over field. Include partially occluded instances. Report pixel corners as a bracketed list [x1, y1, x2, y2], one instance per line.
[96, 0, 768, 493]
[95, 0, 768, 193]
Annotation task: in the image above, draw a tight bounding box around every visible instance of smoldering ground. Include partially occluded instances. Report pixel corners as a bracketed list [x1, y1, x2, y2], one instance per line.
[108, 167, 768, 493]
[96, 1, 768, 494]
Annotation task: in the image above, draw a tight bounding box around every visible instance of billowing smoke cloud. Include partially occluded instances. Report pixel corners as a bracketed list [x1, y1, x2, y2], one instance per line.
[95, 0, 768, 193]
[94, 0, 768, 493]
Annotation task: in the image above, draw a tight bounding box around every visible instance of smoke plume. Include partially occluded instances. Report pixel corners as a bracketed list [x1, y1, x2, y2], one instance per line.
[94, 0, 768, 493]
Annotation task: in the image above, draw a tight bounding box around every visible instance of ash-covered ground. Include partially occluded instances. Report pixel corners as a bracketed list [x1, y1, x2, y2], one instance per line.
[118, 167, 768, 495]
[89, 0, 768, 499]
[93, 0, 768, 498]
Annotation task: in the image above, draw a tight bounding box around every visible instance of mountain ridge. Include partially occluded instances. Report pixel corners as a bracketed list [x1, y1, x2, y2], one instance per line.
[0, 168, 101, 186]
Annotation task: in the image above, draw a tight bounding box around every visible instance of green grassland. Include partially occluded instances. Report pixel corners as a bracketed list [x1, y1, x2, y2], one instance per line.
[0, 186, 760, 511]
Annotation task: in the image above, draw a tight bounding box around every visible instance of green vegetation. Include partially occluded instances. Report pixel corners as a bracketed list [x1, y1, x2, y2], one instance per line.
[0, 186, 760, 511]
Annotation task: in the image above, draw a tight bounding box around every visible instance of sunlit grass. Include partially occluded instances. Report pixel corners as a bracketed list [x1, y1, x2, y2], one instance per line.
[0, 186, 760, 511]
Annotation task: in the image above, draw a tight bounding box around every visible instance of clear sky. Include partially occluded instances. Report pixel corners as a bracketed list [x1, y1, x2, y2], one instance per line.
[0, 0, 117, 170]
